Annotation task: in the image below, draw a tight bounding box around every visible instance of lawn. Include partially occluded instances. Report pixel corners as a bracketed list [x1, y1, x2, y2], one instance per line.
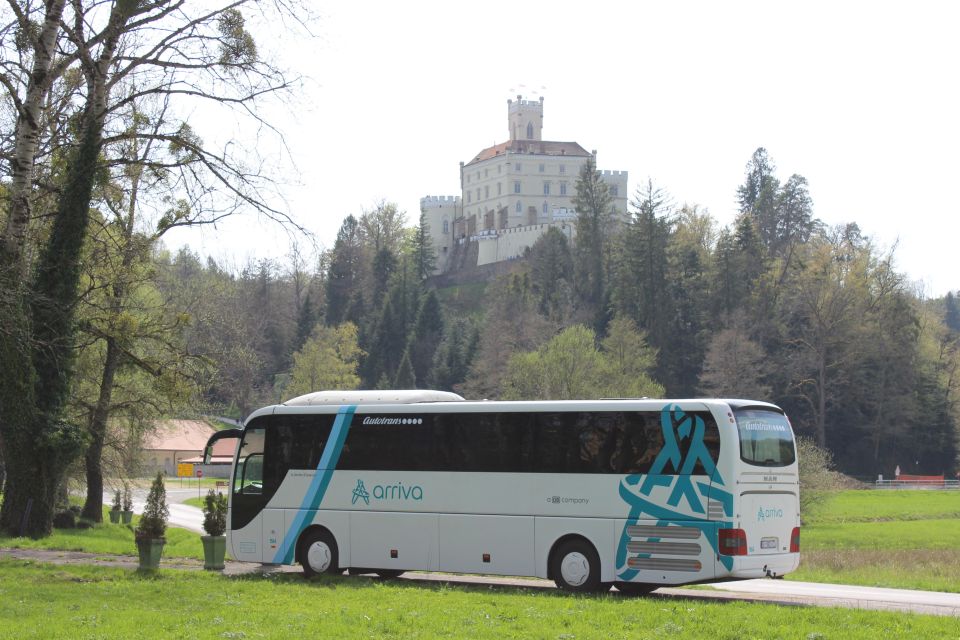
[2, 489, 957, 595]
[0, 559, 956, 640]
[789, 490, 960, 592]
[804, 490, 960, 524]
[0, 507, 207, 561]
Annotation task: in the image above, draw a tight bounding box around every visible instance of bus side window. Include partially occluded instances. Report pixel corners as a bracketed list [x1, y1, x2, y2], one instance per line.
[620, 412, 663, 475]
[689, 412, 721, 474]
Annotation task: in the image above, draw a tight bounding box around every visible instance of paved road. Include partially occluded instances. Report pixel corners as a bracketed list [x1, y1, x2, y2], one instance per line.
[390, 573, 960, 617]
[706, 578, 960, 616]
[104, 486, 205, 534]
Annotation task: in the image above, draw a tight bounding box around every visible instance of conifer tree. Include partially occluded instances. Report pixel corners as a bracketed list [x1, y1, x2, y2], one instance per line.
[414, 207, 438, 280]
[572, 157, 614, 333]
[394, 350, 416, 388]
[408, 291, 444, 387]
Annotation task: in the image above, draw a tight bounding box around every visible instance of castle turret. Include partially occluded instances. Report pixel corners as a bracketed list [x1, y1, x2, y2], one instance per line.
[508, 95, 544, 141]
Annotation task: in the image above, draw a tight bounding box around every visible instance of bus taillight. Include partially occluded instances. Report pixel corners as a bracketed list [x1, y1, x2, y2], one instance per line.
[790, 527, 800, 553]
[718, 528, 747, 556]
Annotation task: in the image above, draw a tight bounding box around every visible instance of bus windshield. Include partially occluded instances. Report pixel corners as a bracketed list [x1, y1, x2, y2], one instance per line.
[734, 408, 795, 467]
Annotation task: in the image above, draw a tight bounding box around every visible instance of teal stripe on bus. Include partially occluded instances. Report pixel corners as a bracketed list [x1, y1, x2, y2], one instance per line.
[272, 405, 356, 564]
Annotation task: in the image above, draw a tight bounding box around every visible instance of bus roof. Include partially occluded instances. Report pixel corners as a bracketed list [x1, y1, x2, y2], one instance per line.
[284, 390, 466, 406]
[239, 392, 782, 425]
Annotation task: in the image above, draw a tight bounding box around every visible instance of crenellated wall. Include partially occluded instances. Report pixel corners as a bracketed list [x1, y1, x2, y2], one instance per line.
[475, 221, 575, 266]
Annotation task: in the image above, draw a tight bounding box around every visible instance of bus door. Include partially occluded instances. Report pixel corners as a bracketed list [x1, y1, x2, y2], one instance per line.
[230, 424, 268, 562]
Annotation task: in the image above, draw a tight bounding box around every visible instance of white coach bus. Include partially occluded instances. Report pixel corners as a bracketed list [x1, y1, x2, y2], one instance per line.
[203, 390, 800, 593]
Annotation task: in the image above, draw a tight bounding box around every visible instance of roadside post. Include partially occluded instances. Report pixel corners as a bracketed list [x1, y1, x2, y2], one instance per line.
[196, 468, 204, 499]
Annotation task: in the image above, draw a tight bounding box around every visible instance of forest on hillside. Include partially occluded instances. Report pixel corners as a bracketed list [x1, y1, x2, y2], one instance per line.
[122, 148, 957, 480]
[1, 2, 953, 540]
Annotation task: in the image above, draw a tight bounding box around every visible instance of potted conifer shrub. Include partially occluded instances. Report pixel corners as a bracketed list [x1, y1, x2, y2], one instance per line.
[135, 472, 169, 570]
[109, 489, 122, 523]
[201, 489, 228, 570]
[121, 483, 134, 524]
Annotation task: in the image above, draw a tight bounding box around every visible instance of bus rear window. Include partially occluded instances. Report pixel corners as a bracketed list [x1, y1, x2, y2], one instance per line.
[735, 409, 796, 467]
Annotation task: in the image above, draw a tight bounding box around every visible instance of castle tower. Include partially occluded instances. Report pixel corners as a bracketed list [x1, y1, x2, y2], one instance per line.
[508, 95, 544, 141]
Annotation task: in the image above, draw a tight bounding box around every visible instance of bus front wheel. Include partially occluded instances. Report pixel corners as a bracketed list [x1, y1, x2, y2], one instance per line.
[550, 538, 603, 592]
[300, 529, 339, 577]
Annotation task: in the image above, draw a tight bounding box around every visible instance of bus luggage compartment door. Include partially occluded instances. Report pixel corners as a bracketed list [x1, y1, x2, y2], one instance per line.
[349, 512, 438, 571]
[617, 519, 715, 585]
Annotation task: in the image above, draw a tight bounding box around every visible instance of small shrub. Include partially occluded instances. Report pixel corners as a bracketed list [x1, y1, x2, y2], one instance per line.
[797, 437, 845, 520]
[111, 489, 122, 512]
[122, 483, 133, 511]
[135, 472, 169, 540]
[53, 511, 76, 529]
[76, 519, 93, 530]
[202, 489, 227, 537]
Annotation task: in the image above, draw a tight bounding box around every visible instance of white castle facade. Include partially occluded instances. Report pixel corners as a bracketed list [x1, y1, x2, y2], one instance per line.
[421, 96, 628, 273]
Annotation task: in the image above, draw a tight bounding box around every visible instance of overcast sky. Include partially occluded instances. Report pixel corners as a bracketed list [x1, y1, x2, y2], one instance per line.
[164, 0, 959, 297]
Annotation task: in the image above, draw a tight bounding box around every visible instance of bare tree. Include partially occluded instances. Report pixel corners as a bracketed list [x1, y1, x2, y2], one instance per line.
[0, 0, 308, 537]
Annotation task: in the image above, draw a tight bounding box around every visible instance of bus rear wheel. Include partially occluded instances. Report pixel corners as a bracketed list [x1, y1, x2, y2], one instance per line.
[300, 529, 339, 578]
[550, 539, 603, 592]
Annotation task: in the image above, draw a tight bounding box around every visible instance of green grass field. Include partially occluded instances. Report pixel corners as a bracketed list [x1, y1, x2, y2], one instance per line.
[0, 559, 955, 640]
[789, 490, 960, 592]
[0, 507, 207, 561]
[804, 490, 960, 524]
[2, 489, 957, 597]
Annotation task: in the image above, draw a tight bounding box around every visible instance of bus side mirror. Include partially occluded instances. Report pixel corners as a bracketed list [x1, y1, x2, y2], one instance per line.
[203, 428, 243, 465]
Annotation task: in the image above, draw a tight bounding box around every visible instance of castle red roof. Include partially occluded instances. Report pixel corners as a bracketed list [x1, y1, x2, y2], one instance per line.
[466, 140, 592, 166]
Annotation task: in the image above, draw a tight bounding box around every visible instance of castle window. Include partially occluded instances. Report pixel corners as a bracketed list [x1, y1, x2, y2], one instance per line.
[516, 163, 522, 172]
[542, 201, 548, 214]
[560, 182, 567, 196]
[498, 164, 502, 174]
[467, 192, 471, 203]
[543, 182, 550, 195]
[476, 189, 481, 201]
[610, 185, 619, 196]
[498, 182, 502, 196]
[443, 220, 449, 234]
[559, 165, 566, 174]
[516, 201, 522, 213]
[514, 181, 520, 194]
[484, 168, 488, 177]
[539, 163, 545, 173]
[526, 122, 533, 139]
[484, 186, 489, 199]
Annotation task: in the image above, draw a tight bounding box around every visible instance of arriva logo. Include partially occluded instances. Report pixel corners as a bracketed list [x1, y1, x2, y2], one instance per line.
[757, 506, 784, 522]
[351, 478, 423, 506]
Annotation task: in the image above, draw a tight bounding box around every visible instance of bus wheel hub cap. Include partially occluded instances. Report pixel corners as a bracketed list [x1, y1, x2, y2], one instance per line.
[308, 542, 331, 572]
[561, 552, 589, 586]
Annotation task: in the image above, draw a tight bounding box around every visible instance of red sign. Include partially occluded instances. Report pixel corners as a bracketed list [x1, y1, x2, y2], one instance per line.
[196, 469, 203, 478]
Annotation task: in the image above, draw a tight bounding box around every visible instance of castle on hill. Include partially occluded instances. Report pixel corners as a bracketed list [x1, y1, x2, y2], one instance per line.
[421, 96, 628, 273]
